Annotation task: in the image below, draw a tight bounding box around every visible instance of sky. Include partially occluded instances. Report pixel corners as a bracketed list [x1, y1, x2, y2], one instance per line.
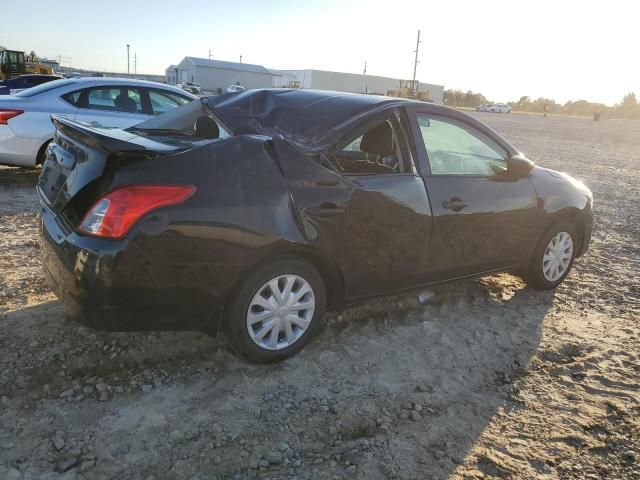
[2, 0, 638, 105]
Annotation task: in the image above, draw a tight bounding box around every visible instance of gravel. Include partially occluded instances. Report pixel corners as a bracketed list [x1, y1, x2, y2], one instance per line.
[0, 113, 639, 479]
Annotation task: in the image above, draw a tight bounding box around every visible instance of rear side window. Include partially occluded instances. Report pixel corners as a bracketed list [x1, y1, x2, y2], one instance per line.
[85, 87, 144, 114]
[148, 89, 191, 115]
[62, 90, 81, 106]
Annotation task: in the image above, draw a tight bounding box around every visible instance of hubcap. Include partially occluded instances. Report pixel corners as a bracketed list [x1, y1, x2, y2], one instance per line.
[246, 274, 315, 351]
[542, 231, 574, 282]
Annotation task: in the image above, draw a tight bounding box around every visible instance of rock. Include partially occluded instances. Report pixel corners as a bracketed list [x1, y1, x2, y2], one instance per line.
[79, 459, 96, 472]
[95, 383, 108, 393]
[99, 391, 109, 402]
[265, 451, 283, 465]
[284, 448, 295, 460]
[258, 459, 269, 468]
[623, 450, 636, 461]
[410, 411, 422, 422]
[213, 455, 221, 465]
[52, 431, 65, 451]
[141, 384, 153, 393]
[416, 384, 433, 393]
[418, 291, 436, 304]
[398, 412, 409, 420]
[293, 460, 302, 467]
[277, 442, 289, 452]
[114, 386, 124, 394]
[169, 430, 182, 442]
[433, 450, 445, 459]
[60, 389, 74, 398]
[56, 456, 79, 473]
[413, 403, 423, 412]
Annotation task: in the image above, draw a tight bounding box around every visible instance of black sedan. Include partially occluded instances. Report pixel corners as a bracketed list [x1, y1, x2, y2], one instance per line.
[37, 89, 593, 362]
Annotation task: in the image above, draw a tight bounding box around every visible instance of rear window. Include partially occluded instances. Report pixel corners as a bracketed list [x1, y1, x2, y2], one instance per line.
[13, 79, 74, 98]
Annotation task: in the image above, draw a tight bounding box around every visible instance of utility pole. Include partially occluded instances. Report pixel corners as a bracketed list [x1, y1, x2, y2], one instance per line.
[362, 61, 367, 94]
[239, 55, 242, 63]
[411, 30, 421, 95]
[134, 53, 137, 75]
[126, 44, 130, 74]
[208, 49, 212, 60]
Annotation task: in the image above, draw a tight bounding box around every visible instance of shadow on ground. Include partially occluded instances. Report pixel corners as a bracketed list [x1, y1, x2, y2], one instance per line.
[1, 277, 554, 479]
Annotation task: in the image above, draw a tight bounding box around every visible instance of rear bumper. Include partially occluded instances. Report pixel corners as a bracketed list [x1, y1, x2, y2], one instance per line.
[39, 206, 223, 333]
[0, 125, 40, 167]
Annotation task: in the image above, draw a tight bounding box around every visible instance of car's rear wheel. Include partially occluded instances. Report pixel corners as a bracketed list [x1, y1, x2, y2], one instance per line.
[526, 221, 578, 290]
[225, 257, 326, 363]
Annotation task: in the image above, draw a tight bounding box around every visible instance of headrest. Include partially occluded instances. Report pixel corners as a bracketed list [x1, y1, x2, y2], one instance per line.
[114, 94, 137, 113]
[194, 115, 220, 139]
[360, 121, 394, 155]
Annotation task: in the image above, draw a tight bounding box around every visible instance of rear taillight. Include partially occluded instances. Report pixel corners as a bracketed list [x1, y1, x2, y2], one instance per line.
[78, 185, 196, 238]
[0, 109, 23, 125]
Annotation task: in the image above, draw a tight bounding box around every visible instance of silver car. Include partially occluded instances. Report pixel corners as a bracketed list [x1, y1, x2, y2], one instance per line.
[0, 77, 197, 167]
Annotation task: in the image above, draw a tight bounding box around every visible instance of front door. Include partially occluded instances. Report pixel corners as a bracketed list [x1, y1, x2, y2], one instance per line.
[411, 111, 539, 278]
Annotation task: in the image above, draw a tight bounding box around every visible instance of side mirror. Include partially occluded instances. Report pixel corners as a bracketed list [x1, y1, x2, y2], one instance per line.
[509, 154, 534, 177]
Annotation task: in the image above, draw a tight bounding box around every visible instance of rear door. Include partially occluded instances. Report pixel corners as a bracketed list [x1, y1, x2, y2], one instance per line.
[75, 85, 152, 127]
[409, 109, 539, 278]
[329, 110, 432, 297]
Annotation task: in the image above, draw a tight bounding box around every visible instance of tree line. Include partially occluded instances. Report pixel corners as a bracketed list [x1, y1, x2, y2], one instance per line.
[443, 89, 640, 119]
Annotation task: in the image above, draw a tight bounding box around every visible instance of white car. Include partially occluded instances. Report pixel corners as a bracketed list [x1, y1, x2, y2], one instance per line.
[489, 103, 511, 113]
[227, 84, 246, 93]
[475, 104, 491, 112]
[0, 77, 196, 167]
[180, 82, 201, 94]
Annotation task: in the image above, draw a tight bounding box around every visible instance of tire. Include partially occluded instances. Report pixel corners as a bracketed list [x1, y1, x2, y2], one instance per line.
[35, 139, 52, 167]
[224, 257, 326, 363]
[526, 221, 578, 290]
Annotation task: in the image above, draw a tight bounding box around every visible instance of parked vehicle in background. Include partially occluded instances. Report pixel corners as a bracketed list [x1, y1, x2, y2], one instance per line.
[227, 83, 246, 93]
[0, 74, 62, 95]
[475, 104, 491, 112]
[179, 81, 201, 94]
[0, 77, 196, 167]
[0, 49, 54, 81]
[38, 89, 593, 363]
[490, 103, 511, 113]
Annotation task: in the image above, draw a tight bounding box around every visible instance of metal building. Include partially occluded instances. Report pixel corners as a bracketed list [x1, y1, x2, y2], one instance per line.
[169, 57, 274, 93]
[271, 69, 444, 104]
[165, 57, 444, 103]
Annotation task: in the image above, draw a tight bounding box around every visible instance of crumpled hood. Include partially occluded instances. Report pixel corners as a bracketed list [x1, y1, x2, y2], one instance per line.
[206, 89, 401, 153]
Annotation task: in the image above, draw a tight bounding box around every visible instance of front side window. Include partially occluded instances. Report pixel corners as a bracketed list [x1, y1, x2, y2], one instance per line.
[148, 89, 191, 115]
[417, 114, 507, 175]
[85, 87, 144, 114]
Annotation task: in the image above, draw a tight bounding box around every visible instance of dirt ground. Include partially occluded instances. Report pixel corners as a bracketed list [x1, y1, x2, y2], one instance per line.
[0, 113, 638, 480]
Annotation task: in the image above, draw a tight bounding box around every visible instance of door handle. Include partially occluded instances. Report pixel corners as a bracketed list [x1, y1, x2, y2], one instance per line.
[442, 197, 468, 212]
[306, 203, 344, 218]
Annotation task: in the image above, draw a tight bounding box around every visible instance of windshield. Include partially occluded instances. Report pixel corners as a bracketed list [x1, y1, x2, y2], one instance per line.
[13, 79, 75, 98]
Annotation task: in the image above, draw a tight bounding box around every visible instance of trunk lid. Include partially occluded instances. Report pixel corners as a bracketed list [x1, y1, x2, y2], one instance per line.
[37, 116, 182, 217]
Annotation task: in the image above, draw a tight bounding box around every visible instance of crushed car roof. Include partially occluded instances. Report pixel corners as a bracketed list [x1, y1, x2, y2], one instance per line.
[206, 89, 413, 152]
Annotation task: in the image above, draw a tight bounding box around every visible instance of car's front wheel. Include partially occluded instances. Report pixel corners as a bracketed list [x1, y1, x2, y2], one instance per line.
[526, 222, 578, 290]
[225, 257, 326, 363]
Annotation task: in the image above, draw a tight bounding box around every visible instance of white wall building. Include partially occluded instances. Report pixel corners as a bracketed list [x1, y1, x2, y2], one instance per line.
[169, 57, 275, 93]
[165, 57, 444, 103]
[271, 69, 444, 104]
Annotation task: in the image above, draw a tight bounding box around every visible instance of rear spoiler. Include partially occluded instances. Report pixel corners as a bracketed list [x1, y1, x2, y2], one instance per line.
[51, 115, 180, 154]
